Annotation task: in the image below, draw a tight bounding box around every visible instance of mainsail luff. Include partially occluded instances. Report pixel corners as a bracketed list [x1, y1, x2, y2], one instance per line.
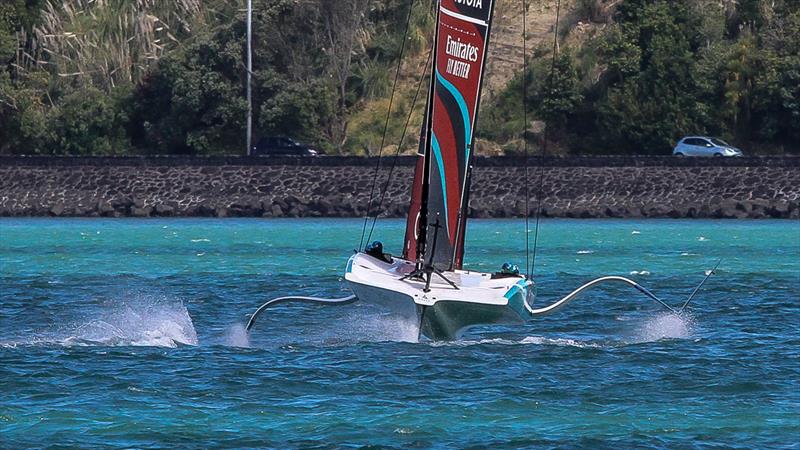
[403, 2, 440, 264]
[415, 0, 495, 270]
[402, 154, 426, 261]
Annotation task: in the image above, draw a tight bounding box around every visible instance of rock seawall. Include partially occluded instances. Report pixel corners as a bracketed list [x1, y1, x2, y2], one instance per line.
[1, 156, 798, 219]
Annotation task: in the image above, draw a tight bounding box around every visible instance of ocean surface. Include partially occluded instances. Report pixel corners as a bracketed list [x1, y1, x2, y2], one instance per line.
[1, 218, 798, 448]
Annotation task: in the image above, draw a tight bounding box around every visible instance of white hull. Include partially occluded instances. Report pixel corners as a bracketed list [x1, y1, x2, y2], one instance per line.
[344, 252, 533, 340]
[244, 254, 678, 339]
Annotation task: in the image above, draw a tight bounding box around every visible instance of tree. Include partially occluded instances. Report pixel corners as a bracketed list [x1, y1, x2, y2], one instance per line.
[595, 0, 704, 153]
[535, 53, 584, 135]
[319, 0, 371, 149]
[51, 86, 131, 155]
[754, 9, 800, 148]
[128, 27, 247, 154]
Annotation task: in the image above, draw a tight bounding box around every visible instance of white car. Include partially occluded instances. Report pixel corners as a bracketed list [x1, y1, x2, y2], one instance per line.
[673, 136, 743, 157]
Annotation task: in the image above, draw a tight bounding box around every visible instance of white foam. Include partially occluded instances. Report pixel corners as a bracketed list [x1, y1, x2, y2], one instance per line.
[631, 312, 692, 343]
[5, 296, 198, 348]
[629, 270, 651, 276]
[336, 312, 420, 343]
[431, 336, 600, 348]
[224, 323, 251, 348]
[519, 335, 602, 348]
[248, 310, 421, 346]
[577, 250, 595, 254]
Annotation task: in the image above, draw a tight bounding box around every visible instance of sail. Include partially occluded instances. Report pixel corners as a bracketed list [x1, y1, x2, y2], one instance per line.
[403, 49, 434, 263]
[422, 0, 495, 270]
[403, 154, 426, 261]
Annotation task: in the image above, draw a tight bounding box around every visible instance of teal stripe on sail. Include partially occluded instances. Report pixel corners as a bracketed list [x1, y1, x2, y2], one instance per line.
[431, 133, 448, 227]
[435, 70, 471, 159]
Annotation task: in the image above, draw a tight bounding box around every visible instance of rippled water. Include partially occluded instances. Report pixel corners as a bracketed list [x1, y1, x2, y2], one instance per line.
[1, 218, 798, 447]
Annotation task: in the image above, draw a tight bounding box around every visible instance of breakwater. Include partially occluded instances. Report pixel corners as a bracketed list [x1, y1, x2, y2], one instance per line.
[1, 156, 798, 219]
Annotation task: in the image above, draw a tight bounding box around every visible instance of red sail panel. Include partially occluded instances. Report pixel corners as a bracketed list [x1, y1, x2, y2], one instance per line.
[403, 155, 426, 261]
[424, 0, 494, 270]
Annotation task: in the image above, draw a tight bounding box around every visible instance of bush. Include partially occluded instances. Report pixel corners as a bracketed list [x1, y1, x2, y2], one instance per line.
[128, 30, 247, 154]
[48, 87, 131, 155]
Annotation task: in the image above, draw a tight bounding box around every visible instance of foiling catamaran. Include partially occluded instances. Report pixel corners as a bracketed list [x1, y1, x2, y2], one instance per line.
[246, 0, 715, 340]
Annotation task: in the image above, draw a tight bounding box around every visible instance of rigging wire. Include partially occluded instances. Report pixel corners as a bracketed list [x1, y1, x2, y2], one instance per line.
[366, 43, 434, 246]
[531, 0, 561, 275]
[359, 0, 417, 251]
[522, 0, 531, 278]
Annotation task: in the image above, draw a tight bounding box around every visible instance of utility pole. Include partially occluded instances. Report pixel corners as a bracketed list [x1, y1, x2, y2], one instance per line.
[246, 0, 253, 156]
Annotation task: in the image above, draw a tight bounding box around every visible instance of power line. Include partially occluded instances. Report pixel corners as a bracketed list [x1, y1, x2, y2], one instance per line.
[358, 0, 417, 251]
[366, 44, 434, 246]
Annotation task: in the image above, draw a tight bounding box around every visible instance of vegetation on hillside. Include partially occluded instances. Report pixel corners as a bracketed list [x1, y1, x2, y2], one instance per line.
[481, 0, 800, 154]
[0, 0, 797, 155]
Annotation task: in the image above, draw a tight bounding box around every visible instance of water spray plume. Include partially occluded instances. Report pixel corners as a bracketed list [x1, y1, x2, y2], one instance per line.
[4, 295, 198, 348]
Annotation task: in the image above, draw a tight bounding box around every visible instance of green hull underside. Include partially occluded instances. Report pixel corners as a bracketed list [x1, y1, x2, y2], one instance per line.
[419, 300, 526, 340]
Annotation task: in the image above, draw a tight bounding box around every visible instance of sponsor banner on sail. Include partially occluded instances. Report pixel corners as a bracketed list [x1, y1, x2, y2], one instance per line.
[426, 0, 494, 269]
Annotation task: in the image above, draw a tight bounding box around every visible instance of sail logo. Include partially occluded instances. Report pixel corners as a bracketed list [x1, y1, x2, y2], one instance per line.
[445, 35, 478, 79]
[454, 0, 483, 8]
[446, 36, 479, 62]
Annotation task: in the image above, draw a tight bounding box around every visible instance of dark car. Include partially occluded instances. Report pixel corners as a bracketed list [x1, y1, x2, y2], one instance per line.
[252, 136, 320, 157]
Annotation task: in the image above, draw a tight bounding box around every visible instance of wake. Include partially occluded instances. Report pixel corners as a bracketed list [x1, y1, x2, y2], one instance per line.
[431, 312, 694, 348]
[1, 295, 198, 348]
[1, 299, 691, 349]
[232, 310, 420, 348]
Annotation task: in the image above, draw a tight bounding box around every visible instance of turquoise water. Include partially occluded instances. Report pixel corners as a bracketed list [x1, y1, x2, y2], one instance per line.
[1, 218, 798, 448]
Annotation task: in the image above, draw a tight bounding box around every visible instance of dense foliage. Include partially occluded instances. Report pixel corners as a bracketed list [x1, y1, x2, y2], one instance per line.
[480, 0, 800, 154]
[0, 0, 429, 155]
[0, 0, 797, 155]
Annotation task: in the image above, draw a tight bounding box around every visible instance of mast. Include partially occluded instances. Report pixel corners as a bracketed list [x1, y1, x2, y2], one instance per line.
[403, 4, 441, 264]
[418, 0, 496, 270]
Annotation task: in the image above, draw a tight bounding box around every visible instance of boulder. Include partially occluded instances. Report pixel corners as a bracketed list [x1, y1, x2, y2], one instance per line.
[49, 204, 65, 216]
[772, 200, 790, 215]
[154, 204, 175, 216]
[316, 199, 333, 214]
[197, 203, 215, 216]
[97, 201, 115, 215]
[643, 203, 670, 217]
[131, 206, 152, 217]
